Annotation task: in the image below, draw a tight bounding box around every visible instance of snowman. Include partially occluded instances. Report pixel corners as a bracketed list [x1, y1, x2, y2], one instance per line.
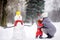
[14, 11, 23, 26]
[12, 11, 25, 40]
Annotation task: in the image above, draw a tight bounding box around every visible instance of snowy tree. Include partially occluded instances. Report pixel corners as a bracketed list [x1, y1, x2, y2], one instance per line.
[5, 0, 26, 23]
[45, 0, 60, 22]
[26, 0, 45, 22]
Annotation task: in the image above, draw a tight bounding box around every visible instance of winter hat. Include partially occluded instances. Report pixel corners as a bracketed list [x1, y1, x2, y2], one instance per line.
[41, 12, 48, 18]
[16, 11, 21, 16]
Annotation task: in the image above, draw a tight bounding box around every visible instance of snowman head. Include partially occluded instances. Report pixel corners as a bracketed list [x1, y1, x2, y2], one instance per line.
[16, 11, 21, 16]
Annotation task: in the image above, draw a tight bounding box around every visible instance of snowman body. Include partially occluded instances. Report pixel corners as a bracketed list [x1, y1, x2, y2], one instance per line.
[12, 15, 25, 40]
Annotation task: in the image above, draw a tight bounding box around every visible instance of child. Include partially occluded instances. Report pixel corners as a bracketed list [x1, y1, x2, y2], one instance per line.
[36, 19, 43, 38]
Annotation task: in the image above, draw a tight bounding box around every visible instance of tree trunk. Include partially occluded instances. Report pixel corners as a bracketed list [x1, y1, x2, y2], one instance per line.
[1, 0, 7, 27]
[0, 0, 2, 25]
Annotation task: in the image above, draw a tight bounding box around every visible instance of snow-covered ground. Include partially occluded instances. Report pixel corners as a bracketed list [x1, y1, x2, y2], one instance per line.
[0, 22, 60, 40]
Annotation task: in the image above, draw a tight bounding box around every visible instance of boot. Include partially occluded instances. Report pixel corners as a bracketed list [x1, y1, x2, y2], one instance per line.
[36, 36, 38, 38]
[39, 35, 43, 39]
[46, 33, 53, 38]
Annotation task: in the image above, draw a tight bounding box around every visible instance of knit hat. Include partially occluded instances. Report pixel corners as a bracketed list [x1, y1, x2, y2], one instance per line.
[41, 12, 48, 18]
[16, 11, 21, 16]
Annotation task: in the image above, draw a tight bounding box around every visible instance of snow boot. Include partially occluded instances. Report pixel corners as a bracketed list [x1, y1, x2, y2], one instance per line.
[46, 33, 53, 38]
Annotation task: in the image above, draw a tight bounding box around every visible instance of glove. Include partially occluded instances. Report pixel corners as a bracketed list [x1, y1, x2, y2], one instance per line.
[41, 26, 48, 28]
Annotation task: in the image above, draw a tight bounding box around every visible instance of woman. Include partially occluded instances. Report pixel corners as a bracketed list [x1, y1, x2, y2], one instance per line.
[41, 12, 56, 38]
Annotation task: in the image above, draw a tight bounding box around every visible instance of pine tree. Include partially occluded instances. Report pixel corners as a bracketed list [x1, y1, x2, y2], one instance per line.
[26, 0, 45, 22]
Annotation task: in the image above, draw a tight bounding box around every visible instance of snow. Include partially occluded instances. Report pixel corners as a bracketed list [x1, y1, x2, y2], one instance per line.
[0, 27, 13, 40]
[0, 22, 60, 40]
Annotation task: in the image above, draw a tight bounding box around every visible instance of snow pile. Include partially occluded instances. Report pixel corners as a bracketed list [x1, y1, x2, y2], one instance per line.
[11, 23, 26, 40]
[0, 27, 13, 40]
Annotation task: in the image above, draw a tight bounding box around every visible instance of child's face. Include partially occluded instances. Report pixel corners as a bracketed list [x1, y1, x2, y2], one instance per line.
[40, 18, 43, 21]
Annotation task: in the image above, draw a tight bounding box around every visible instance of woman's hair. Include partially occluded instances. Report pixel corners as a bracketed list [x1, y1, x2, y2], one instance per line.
[37, 20, 42, 23]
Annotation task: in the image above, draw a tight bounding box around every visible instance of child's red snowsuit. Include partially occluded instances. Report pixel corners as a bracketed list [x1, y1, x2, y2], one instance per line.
[36, 20, 43, 37]
[14, 20, 23, 26]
